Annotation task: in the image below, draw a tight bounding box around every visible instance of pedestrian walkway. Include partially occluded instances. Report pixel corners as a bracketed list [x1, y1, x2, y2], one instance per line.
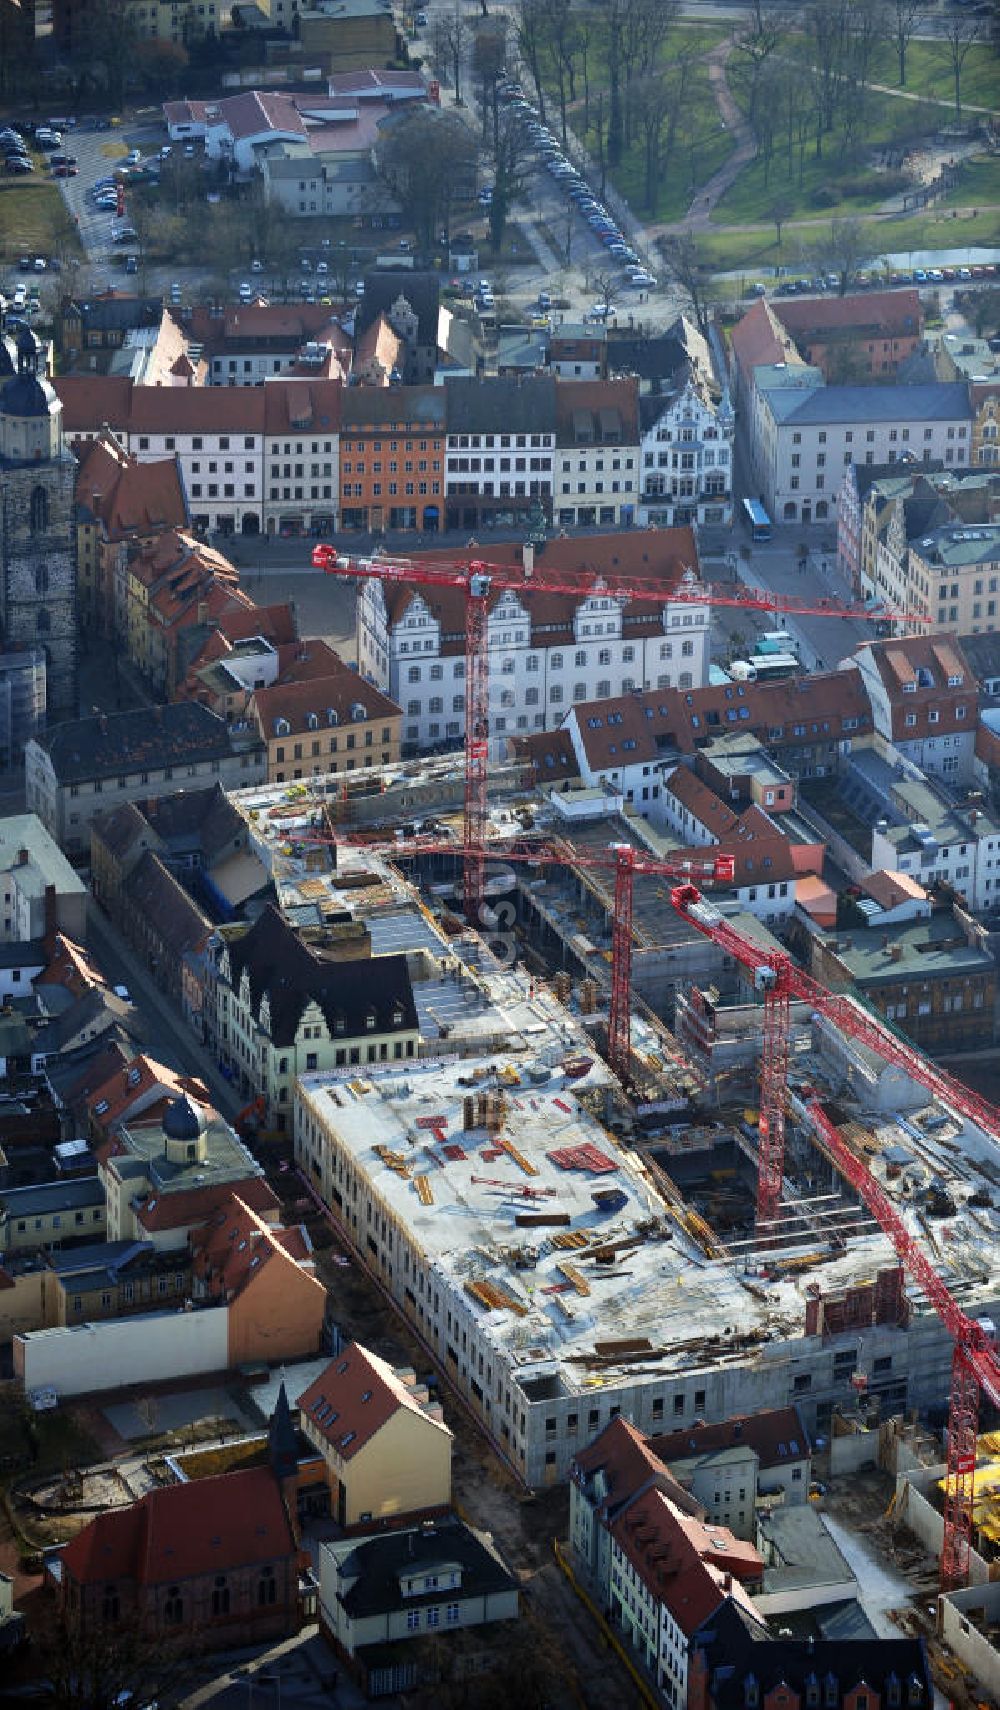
[651, 39, 758, 238]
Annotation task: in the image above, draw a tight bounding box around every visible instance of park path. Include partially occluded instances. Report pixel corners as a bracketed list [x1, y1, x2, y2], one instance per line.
[653, 38, 759, 238]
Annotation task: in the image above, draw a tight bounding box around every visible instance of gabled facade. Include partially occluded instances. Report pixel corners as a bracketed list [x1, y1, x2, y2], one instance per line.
[638, 378, 734, 530]
[847, 635, 978, 783]
[356, 532, 710, 761]
[553, 377, 642, 530]
[208, 906, 419, 1131]
[299, 1341, 452, 1527]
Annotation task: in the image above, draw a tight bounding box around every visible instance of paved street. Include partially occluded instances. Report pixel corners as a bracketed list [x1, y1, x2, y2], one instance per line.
[85, 897, 242, 1123]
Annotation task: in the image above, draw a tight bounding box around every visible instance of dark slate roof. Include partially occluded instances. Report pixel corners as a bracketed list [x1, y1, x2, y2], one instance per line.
[68, 295, 163, 333]
[122, 850, 210, 957]
[901, 478, 954, 542]
[444, 374, 556, 436]
[32, 988, 138, 1057]
[341, 384, 446, 431]
[146, 781, 244, 863]
[356, 269, 440, 346]
[607, 333, 688, 388]
[91, 801, 158, 863]
[224, 905, 417, 1046]
[0, 939, 45, 970]
[334, 1518, 517, 1619]
[36, 704, 246, 785]
[959, 630, 1000, 686]
[784, 380, 971, 426]
[693, 1595, 932, 1710]
[0, 1175, 105, 1217]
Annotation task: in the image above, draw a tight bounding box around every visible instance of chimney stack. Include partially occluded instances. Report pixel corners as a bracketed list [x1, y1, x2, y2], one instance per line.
[44, 882, 57, 939]
[523, 542, 534, 577]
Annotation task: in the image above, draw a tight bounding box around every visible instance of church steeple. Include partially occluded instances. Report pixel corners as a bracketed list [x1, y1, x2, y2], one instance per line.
[268, 1380, 299, 1482]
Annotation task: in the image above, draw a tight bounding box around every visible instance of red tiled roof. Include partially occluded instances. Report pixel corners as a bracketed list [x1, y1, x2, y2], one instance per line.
[664, 767, 741, 837]
[855, 633, 976, 742]
[298, 1341, 451, 1462]
[386, 529, 698, 647]
[88, 1054, 208, 1133]
[611, 1485, 761, 1637]
[262, 379, 342, 435]
[60, 1465, 296, 1587]
[774, 288, 922, 340]
[650, 1405, 810, 1473]
[510, 727, 581, 780]
[729, 300, 801, 384]
[567, 669, 871, 772]
[131, 1174, 279, 1232]
[574, 1416, 675, 1520]
[862, 869, 927, 910]
[191, 1193, 320, 1300]
[56, 375, 134, 433]
[35, 932, 105, 997]
[75, 432, 189, 540]
[554, 376, 639, 444]
[252, 669, 400, 739]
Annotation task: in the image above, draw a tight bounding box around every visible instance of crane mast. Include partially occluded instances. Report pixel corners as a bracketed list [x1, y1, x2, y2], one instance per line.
[671, 882, 1000, 1590]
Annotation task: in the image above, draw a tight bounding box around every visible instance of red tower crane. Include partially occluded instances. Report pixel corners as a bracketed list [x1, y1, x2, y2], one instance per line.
[311, 542, 927, 925]
[670, 880, 1000, 1590]
[299, 827, 733, 1083]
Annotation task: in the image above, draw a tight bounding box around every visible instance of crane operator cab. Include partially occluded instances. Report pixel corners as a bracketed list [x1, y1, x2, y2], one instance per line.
[754, 965, 778, 993]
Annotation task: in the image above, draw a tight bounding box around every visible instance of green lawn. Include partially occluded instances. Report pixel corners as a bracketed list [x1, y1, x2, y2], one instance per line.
[937, 152, 1000, 210]
[684, 203, 1000, 276]
[561, 25, 735, 225]
[0, 160, 82, 265]
[866, 38, 1000, 112]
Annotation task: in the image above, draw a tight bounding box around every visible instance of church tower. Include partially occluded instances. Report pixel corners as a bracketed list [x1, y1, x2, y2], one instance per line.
[0, 310, 78, 715]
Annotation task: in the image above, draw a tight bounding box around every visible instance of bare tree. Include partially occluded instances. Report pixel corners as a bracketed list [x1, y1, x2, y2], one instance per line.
[488, 109, 533, 251]
[882, 0, 924, 87]
[38, 1604, 197, 1710]
[769, 194, 794, 252]
[591, 269, 617, 318]
[473, 18, 508, 149]
[660, 232, 714, 336]
[730, 0, 784, 126]
[813, 214, 871, 295]
[375, 107, 477, 251]
[516, 0, 550, 124]
[939, 11, 984, 122]
[430, 2, 468, 104]
[628, 66, 686, 213]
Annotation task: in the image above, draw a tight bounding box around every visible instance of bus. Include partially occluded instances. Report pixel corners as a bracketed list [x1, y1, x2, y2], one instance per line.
[730, 653, 800, 684]
[742, 497, 772, 542]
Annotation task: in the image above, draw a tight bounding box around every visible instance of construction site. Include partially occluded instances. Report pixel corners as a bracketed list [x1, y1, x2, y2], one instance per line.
[230, 763, 1000, 1596]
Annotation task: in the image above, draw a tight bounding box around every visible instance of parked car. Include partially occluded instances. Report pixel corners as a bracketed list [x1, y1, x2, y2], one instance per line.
[239, 281, 253, 301]
[124, 148, 141, 166]
[124, 255, 138, 274]
[5, 156, 32, 173]
[11, 286, 26, 310]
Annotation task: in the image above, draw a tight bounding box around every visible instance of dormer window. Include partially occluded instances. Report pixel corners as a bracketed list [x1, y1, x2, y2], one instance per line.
[94, 1099, 109, 1116]
[805, 1677, 820, 1709]
[902, 681, 916, 693]
[327, 708, 339, 727]
[366, 1010, 377, 1031]
[351, 702, 367, 722]
[392, 1005, 404, 1026]
[744, 1677, 760, 1709]
[886, 1675, 901, 1708]
[307, 712, 319, 730]
[274, 716, 291, 736]
[334, 1016, 345, 1035]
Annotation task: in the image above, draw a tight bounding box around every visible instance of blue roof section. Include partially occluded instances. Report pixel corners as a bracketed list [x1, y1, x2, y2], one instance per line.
[780, 381, 972, 426]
